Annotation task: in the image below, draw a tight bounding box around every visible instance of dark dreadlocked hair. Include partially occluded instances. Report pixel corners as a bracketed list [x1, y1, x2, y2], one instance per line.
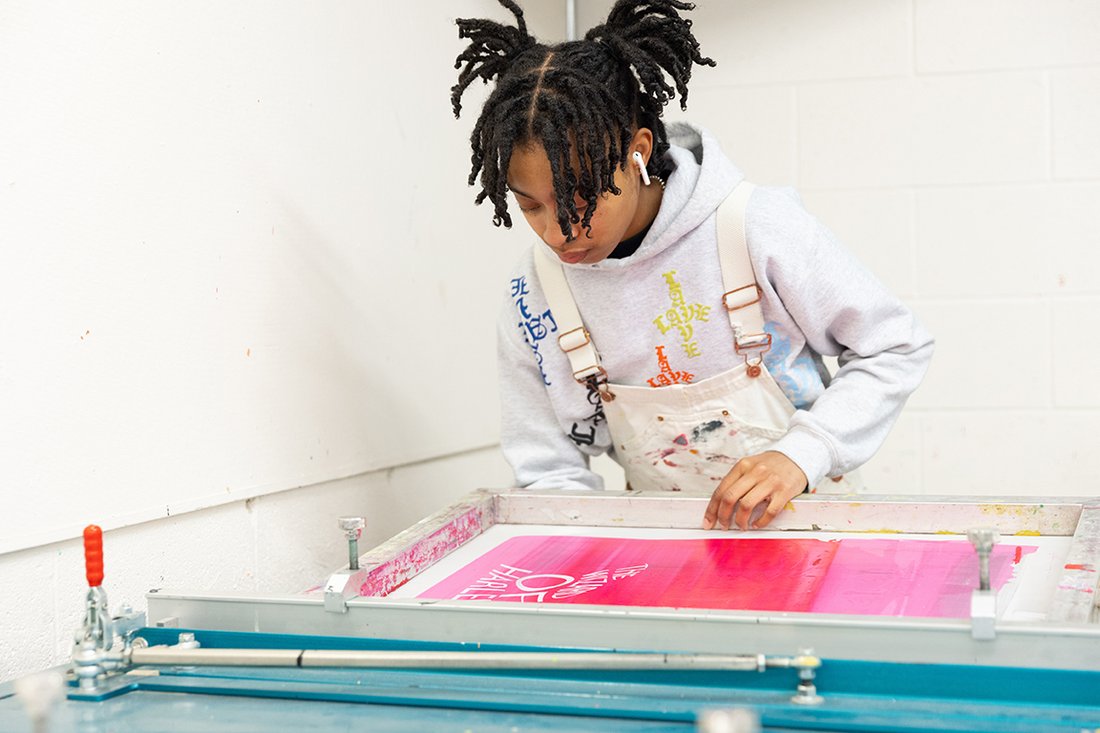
[451, 0, 715, 239]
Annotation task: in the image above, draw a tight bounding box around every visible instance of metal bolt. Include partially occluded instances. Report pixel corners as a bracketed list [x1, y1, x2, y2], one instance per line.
[339, 517, 365, 570]
[176, 632, 200, 649]
[967, 527, 1000, 591]
[790, 648, 824, 706]
[338, 516, 365, 536]
[73, 641, 102, 690]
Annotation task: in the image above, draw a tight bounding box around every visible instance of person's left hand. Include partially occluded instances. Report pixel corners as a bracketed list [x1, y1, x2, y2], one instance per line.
[702, 451, 807, 530]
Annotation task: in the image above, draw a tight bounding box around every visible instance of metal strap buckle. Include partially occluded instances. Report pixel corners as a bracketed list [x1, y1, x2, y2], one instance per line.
[722, 284, 762, 312]
[573, 365, 615, 401]
[573, 364, 606, 384]
[558, 327, 592, 353]
[734, 333, 771, 378]
[734, 332, 772, 355]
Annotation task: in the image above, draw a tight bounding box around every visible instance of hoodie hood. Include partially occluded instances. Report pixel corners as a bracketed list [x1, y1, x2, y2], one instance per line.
[536, 122, 745, 270]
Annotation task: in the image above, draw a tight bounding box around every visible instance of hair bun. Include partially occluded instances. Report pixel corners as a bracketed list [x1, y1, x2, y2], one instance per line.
[452, 0, 538, 118]
[584, 0, 714, 111]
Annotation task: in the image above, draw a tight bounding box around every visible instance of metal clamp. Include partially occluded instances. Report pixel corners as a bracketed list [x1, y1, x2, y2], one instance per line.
[72, 598, 147, 689]
[70, 525, 147, 690]
[734, 333, 771, 378]
[967, 527, 1000, 640]
[339, 517, 366, 571]
[323, 573, 356, 614]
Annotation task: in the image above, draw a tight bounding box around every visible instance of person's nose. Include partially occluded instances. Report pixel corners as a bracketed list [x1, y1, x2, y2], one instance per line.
[542, 216, 577, 249]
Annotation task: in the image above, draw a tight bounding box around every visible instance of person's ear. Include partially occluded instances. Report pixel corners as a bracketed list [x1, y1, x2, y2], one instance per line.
[629, 128, 655, 167]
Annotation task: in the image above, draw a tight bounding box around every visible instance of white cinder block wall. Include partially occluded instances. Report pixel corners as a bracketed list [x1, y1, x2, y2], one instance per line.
[579, 0, 1100, 496]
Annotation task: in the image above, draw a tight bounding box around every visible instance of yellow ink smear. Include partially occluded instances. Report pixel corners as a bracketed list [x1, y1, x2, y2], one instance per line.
[784, 502, 796, 512]
[1014, 530, 1042, 536]
[981, 504, 1038, 517]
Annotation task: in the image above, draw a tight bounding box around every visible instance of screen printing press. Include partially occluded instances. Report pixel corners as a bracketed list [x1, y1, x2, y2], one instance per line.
[3, 490, 1100, 732]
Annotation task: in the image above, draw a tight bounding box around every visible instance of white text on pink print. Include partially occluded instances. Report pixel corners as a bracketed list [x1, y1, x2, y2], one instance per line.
[452, 563, 650, 603]
[511, 277, 557, 386]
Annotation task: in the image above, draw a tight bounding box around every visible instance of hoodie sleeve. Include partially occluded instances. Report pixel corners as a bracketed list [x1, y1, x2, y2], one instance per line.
[497, 289, 606, 491]
[754, 189, 935, 487]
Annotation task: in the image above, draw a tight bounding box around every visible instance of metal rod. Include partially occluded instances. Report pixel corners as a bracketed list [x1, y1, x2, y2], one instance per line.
[338, 517, 365, 571]
[978, 553, 991, 591]
[967, 527, 999, 592]
[131, 647, 796, 672]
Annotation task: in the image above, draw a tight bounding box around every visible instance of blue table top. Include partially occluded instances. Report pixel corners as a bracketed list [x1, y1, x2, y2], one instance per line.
[2, 627, 1097, 732]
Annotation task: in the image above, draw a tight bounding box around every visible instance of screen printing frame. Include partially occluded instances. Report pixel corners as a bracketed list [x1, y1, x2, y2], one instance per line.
[146, 490, 1100, 672]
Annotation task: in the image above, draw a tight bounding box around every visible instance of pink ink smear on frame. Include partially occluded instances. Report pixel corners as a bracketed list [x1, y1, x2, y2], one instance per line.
[416, 535, 1036, 619]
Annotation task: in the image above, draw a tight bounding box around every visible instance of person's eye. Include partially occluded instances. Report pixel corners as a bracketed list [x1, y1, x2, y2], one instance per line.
[519, 204, 540, 213]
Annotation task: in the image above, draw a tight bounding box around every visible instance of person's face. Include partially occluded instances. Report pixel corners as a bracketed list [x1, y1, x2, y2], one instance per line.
[506, 130, 655, 265]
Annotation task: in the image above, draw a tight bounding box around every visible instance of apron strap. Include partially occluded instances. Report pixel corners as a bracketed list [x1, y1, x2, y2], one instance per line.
[533, 245, 614, 399]
[716, 182, 771, 376]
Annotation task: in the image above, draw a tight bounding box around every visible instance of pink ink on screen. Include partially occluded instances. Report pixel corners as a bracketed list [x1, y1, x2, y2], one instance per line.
[809, 539, 1036, 617]
[418, 536, 839, 612]
[416, 535, 1036, 618]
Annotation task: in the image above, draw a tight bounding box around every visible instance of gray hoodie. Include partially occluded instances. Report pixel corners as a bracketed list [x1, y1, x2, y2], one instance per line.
[498, 122, 933, 490]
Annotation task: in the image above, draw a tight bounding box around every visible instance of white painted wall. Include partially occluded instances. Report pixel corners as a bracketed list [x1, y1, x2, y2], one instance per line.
[0, 0, 554, 683]
[3, 0, 1099, 685]
[0, 0, 561, 553]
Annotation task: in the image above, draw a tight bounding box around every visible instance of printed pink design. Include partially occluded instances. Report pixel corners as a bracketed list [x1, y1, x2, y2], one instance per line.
[415, 535, 1036, 619]
[418, 535, 838, 612]
[809, 538, 1036, 617]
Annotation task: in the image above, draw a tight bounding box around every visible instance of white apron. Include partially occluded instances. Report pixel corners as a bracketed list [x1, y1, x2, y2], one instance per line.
[535, 182, 860, 494]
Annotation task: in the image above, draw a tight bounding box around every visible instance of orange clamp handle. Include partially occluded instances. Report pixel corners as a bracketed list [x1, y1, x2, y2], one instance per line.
[83, 525, 104, 587]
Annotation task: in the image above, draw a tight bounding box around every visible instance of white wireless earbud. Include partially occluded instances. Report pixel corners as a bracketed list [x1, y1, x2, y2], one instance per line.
[632, 151, 651, 186]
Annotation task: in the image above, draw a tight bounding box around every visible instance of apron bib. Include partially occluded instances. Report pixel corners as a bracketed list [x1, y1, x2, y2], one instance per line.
[535, 182, 860, 495]
[603, 359, 794, 492]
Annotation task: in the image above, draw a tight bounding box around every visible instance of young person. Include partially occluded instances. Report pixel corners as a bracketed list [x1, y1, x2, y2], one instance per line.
[451, 0, 933, 531]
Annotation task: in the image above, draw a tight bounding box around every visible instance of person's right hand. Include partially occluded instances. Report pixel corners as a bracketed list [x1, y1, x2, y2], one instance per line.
[702, 450, 807, 530]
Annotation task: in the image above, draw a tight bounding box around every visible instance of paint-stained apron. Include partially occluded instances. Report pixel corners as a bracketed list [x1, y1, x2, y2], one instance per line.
[535, 182, 860, 495]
